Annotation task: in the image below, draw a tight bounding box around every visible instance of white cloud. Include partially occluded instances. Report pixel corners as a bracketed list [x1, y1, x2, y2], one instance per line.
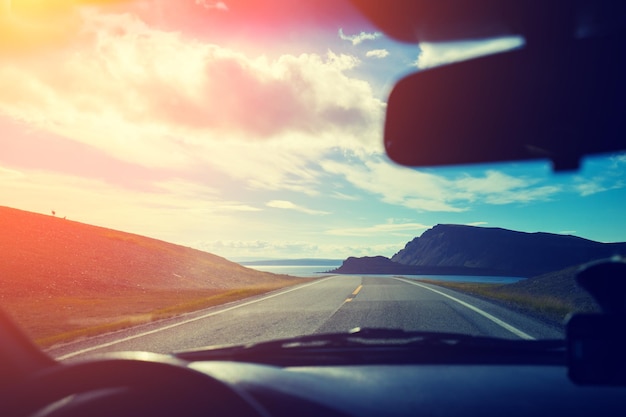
[326, 222, 430, 237]
[154, 178, 219, 199]
[266, 200, 330, 215]
[321, 157, 466, 212]
[0, 10, 384, 194]
[466, 221, 488, 226]
[330, 191, 360, 201]
[198, 239, 406, 260]
[611, 153, 626, 165]
[0, 166, 24, 179]
[0, 164, 263, 242]
[452, 170, 560, 204]
[455, 171, 529, 194]
[571, 155, 626, 196]
[574, 178, 624, 197]
[198, 239, 323, 259]
[365, 49, 389, 59]
[322, 155, 562, 212]
[483, 186, 561, 204]
[338, 28, 382, 46]
[195, 1, 228, 11]
[415, 37, 524, 69]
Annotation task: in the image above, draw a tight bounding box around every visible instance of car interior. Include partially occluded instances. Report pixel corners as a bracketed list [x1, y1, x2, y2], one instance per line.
[0, 1, 625, 416]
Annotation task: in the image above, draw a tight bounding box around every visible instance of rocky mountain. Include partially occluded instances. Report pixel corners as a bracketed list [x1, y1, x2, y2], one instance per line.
[330, 255, 512, 276]
[390, 224, 626, 277]
[332, 256, 413, 275]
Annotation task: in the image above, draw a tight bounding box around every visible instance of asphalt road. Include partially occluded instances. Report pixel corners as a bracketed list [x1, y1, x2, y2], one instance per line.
[47, 275, 564, 360]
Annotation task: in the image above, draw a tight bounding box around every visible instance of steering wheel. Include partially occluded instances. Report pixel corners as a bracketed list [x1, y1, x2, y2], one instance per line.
[5, 352, 269, 417]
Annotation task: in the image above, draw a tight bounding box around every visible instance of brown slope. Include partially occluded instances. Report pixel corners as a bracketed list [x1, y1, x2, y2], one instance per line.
[0, 206, 293, 298]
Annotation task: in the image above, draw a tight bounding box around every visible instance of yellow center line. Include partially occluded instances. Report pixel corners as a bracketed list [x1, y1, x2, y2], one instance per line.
[344, 284, 363, 303]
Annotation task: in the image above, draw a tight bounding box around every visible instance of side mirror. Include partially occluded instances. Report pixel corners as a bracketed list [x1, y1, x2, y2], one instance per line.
[384, 36, 625, 171]
[567, 259, 626, 386]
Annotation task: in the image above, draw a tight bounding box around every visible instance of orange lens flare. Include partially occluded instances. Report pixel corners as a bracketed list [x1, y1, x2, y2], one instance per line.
[0, 0, 130, 52]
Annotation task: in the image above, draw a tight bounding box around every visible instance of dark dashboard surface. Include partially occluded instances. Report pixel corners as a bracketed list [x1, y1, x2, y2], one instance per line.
[190, 361, 626, 417]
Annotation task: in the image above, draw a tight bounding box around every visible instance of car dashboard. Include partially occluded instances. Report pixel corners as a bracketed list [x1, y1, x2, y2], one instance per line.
[188, 360, 626, 417]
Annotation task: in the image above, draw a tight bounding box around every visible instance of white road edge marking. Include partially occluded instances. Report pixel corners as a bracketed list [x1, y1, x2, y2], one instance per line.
[56, 276, 339, 360]
[394, 278, 535, 340]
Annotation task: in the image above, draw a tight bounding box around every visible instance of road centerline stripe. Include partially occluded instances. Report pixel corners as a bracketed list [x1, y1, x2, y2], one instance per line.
[352, 285, 363, 296]
[56, 276, 340, 360]
[393, 278, 535, 340]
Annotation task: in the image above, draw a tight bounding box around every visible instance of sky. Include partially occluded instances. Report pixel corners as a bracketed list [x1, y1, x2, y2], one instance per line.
[1, 0, 625, 261]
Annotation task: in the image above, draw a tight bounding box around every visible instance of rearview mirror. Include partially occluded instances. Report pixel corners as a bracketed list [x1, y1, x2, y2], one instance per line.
[384, 37, 625, 171]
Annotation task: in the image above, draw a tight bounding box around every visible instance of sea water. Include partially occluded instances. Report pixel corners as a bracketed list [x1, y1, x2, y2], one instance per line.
[245, 264, 524, 283]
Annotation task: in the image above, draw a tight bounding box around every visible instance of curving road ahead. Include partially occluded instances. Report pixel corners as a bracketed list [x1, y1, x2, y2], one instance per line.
[47, 275, 563, 360]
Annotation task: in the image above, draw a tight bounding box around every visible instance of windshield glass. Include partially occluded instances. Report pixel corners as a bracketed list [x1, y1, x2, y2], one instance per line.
[0, 0, 624, 360]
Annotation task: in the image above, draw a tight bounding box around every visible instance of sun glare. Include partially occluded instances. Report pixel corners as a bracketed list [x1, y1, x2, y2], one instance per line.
[0, 0, 128, 51]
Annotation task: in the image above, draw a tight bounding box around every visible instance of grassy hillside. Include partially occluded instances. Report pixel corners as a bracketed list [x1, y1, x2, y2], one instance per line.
[0, 206, 304, 346]
[420, 263, 601, 326]
[502, 265, 599, 313]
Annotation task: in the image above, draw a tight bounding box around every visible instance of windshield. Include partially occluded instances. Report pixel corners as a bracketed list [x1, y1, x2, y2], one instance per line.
[0, 0, 624, 360]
